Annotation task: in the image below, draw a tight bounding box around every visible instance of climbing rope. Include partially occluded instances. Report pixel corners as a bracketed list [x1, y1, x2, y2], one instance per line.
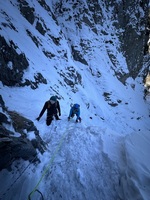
[0, 155, 38, 200]
[0, 121, 71, 200]
[28, 128, 67, 200]
[0, 130, 47, 199]
[28, 189, 44, 200]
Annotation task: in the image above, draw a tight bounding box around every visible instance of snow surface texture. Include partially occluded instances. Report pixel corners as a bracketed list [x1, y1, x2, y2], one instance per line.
[0, 0, 150, 200]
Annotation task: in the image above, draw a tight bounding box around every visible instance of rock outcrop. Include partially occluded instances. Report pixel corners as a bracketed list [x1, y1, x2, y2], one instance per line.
[0, 95, 46, 171]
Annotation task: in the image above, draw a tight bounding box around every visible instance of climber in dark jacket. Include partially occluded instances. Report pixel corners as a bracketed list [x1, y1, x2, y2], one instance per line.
[36, 96, 61, 126]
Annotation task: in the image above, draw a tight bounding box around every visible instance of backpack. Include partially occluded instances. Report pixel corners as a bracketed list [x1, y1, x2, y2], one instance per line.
[73, 104, 80, 113]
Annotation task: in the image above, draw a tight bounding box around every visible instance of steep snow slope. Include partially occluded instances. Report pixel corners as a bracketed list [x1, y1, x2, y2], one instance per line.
[0, 1, 150, 200]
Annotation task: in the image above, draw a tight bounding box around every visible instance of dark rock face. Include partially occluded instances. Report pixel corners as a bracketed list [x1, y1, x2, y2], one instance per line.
[0, 36, 29, 86]
[0, 35, 47, 88]
[23, 72, 47, 89]
[57, 66, 82, 93]
[71, 45, 88, 65]
[52, 0, 149, 80]
[0, 96, 46, 171]
[0, 136, 37, 171]
[0, 113, 9, 124]
[36, 20, 46, 35]
[8, 111, 37, 135]
[113, 0, 149, 78]
[0, 0, 149, 88]
[19, 1, 35, 25]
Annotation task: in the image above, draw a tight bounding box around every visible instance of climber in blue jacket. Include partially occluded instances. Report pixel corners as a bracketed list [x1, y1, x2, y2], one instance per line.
[68, 103, 81, 123]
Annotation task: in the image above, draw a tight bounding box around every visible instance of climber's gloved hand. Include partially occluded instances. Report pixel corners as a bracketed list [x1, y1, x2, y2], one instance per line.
[36, 117, 40, 121]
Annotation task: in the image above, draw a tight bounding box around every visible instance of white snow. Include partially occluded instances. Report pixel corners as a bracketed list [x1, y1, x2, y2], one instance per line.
[0, 1, 150, 200]
[122, 131, 150, 200]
